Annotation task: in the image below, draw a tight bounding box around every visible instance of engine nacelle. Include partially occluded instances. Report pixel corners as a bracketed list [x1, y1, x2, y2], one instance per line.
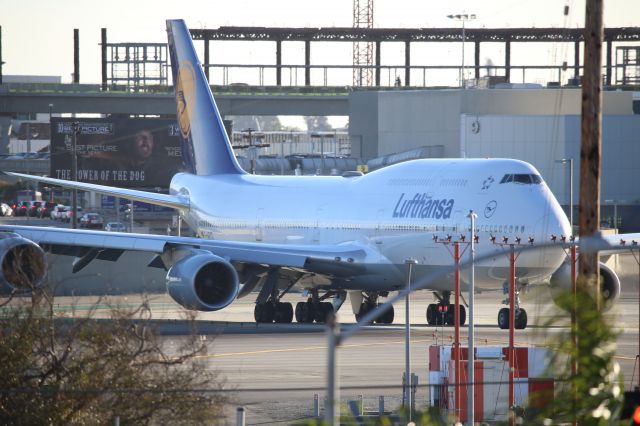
[166, 250, 239, 311]
[0, 233, 47, 293]
[549, 260, 621, 304]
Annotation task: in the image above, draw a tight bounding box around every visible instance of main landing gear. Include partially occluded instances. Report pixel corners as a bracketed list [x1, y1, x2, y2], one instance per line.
[497, 281, 528, 329]
[425, 291, 467, 326]
[253, 268, 295, 324]
[350, 291, 395, 324]
[295, 290, 346, 324]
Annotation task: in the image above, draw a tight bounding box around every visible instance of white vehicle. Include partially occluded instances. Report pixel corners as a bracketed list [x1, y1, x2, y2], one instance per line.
[104, 222, 127, 232]
[50, 205, 69, 220]
[1, 20, 637, 328]
[62, 206, 83, 223]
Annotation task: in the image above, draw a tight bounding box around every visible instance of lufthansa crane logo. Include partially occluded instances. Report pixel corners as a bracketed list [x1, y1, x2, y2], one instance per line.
[176, 60, 196, 139]
[484, 200, 497, 218]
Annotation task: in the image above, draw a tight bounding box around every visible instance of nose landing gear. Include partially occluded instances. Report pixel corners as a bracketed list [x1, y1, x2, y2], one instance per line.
[498, 281, 528, 329]
[425, 291, 466, 326]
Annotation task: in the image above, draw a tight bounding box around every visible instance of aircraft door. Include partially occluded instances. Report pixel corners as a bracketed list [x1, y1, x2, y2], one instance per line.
[255, 208, 264, 242]
[313, 206, 325, 243]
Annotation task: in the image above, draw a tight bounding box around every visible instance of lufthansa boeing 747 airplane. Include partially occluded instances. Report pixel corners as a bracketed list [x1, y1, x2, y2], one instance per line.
[1, 20, 636, 329]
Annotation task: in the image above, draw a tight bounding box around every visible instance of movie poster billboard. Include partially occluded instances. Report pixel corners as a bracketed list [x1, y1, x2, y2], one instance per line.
[50, 118, 183, 189]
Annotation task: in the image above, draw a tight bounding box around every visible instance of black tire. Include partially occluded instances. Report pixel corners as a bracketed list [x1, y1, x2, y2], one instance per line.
[301, 302, 315, 323]
[314, 302, 333, 323]
[377, 304, 394, 324]
[498, 307, 510, 329]
[459, 305, 467, 326]
[295, 302, 304, 323]
[515, 308, 528, 330]
[254, 304, 264, 322]
[262, 303, 275, 323]
[426, 304, 436, 325]
[274, 302, 293, 323]
[444, 305, 455, 325]
[356, 302, 374, 323]
[434, 304, 446, 325]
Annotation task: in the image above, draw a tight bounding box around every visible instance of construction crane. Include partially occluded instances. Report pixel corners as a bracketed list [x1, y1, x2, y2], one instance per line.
[352, 0, 374, 86]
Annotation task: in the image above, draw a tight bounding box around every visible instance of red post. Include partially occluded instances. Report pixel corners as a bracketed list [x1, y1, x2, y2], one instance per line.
[454, 242, 461, 418]
[509, 244, 516, 426]
[571, 245, 577, 426]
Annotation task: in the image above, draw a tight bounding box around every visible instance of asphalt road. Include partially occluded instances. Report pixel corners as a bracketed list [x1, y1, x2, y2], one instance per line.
[2, 216, 639, 424]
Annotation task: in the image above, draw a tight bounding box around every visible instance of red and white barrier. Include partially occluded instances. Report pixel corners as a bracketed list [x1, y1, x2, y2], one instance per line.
[428, 345, 554, 422]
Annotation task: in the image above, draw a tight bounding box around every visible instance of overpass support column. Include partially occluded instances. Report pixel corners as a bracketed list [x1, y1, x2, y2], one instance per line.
[404, 40, 410, 86]
[375, 41, 381, 86]
[605, 39, 612, 86]
[276, 40, 282, 86]
[505, 38, 511, 83]
[101, 28, 107, 91]
[574, 40, 580, 79]
[305, 40, 311, 86]
[74, 29, 80, 83]
[204, 38, 210, 81]
[474, 41, 480, 80]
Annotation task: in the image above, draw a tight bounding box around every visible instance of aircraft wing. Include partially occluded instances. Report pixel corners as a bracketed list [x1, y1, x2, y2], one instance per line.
[2, 171, 189, 211]
[0, 225, 372, 277]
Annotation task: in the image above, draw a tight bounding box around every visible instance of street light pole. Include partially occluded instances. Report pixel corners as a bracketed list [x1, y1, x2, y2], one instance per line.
[467, 210, 477, 425]
[556, 158, 574, 232]
[447, 13, 476, 88]
[404, 258, 418, 422]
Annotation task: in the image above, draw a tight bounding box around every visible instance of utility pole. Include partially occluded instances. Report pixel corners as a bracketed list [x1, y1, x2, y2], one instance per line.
[579, 0, 603, 305]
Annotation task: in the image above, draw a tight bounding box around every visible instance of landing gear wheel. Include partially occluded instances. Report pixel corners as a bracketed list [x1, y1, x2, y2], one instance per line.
[515, 308, 527, 330]
[444, 304, 455, 325]
[377, 305, 395, 324]
[426, 304, 436, 325]
[315, 302, 334, 323]
[459, 305, 467, 326]
[300, 302, 315, 323]
[274, 302, 293, 323]
[254, 303, 275, 323]
[254, 304, 264, 322]
[497, 307, 509, 329]
[355, 302, 375, 323]
[295, 302, 304, 322]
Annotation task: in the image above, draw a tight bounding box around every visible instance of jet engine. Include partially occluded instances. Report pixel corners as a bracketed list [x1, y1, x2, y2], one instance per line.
[166, 249, 239, 311]
[549, 260, 621, 304]
[0, 233, 47, 293]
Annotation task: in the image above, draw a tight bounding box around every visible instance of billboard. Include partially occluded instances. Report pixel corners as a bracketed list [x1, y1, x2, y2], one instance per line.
[50, 118, 183, 188]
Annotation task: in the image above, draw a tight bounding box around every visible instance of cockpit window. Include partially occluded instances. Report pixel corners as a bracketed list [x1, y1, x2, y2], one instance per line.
[513, 174, 531, 184]
[500, 174, 543, 185]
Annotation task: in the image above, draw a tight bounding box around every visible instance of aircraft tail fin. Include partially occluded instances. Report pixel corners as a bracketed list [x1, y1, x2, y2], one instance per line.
[166, 19, 244, 175]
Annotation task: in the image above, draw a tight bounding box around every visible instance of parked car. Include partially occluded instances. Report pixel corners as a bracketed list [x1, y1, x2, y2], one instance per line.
[14, 201, 30, 216]
[104, 222, 126, 232]
[79, 212, 104, 229]
[27, 201, 42, 217]
[50, 205, 69, 220]
[62, 206, 83, 223]
[38, 201, 59, 219]
[0, 203, 13, 216]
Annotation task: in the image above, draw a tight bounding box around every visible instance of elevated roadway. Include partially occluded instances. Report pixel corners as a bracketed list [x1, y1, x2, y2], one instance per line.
[0, 83, 349, 116]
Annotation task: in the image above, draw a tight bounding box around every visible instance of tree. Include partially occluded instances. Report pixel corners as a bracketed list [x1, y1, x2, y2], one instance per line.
[304, 116, 332, 132]
[228, 115, 284, 132]
[0, 294, 227, 425]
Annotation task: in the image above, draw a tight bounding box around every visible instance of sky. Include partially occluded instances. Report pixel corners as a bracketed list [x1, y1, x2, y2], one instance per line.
[2, 0, 639, 126]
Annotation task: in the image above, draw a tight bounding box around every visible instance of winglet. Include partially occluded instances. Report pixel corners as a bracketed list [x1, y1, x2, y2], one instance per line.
[166, 19, 245, 175]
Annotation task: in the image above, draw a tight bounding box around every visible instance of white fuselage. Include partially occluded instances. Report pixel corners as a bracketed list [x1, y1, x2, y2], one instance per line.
[170, 158, 571, 292]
